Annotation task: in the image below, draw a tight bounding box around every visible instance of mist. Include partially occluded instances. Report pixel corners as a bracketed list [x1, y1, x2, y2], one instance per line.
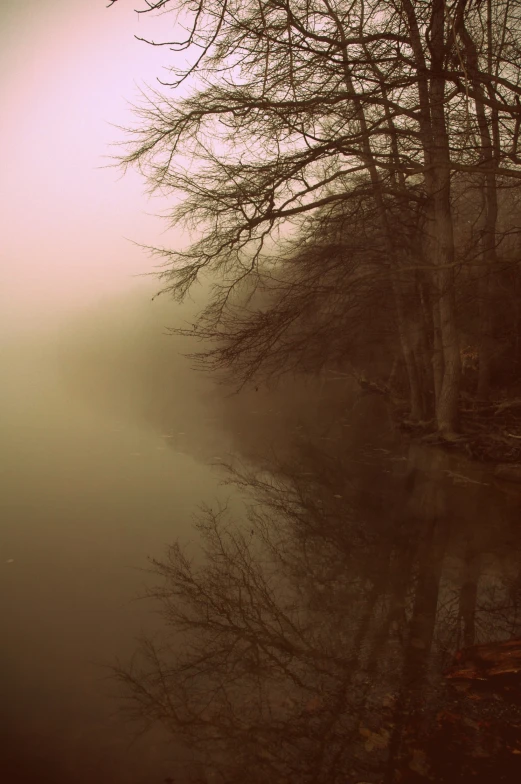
[4, 1, 521, 781]
[1, 0, 183, 337]
[0, 284, 233, 783]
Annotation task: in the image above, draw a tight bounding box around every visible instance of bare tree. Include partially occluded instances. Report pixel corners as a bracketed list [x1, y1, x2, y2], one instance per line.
[112, 0, 521, 434]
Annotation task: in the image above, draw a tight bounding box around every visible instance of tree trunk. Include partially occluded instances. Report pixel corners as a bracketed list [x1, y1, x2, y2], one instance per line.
[435, 253, 461, 435]
[456, 3, 499, 401]
[416, 279, 435, 417]
[402, 0, 461, 435]
[393, 281, 425, 420]
[431, 291, 444, 408]
[477, 252, 494, 400]
[336, 45, 425, 421]
[428, 0, 461, 436]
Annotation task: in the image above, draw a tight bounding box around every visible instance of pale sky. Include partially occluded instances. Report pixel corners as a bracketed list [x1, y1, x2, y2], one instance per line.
[1, 0, 184, 335]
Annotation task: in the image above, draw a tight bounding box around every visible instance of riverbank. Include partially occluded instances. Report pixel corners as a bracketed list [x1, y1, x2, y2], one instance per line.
[395, 395, 521, 482]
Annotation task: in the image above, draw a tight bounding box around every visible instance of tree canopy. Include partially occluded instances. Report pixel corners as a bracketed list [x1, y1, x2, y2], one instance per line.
[114, 0, 521, 435]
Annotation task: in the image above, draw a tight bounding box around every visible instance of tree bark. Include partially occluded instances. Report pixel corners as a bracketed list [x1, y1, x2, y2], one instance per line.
[428, 0, 461, 435]
[393, 282, 425, 420]
[401, 0, 461, 435]
[456, 1, 499, 401]
[332, 12, 425, 421]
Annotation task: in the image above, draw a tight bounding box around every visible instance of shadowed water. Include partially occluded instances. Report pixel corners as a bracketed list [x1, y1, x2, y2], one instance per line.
[1, 289, 521, 783]
[132, 390, 521, 783]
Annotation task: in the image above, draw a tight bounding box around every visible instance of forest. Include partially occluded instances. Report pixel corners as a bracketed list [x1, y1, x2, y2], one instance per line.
[112, 0, 521, 456]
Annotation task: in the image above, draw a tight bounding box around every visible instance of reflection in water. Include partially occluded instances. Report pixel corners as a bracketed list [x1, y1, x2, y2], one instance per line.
[3, 290, 521, 782]
[0, 290, 230, 784]
[117, 394, 521, 783]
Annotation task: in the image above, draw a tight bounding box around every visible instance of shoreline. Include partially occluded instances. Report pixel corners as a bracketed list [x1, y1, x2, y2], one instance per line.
[394, 396, 521, 483]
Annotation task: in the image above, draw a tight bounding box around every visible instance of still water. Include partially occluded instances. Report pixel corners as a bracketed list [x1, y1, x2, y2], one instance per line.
[157, 390, 521, 784]
[0, 297, 232, 783]
[2, 293, 521, 783]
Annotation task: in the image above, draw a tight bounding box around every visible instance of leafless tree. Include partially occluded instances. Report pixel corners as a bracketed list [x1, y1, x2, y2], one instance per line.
[112, 0, 521, 434]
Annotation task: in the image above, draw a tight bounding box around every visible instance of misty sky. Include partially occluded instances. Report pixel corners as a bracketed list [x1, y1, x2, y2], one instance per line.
[1, 0, 184, 335]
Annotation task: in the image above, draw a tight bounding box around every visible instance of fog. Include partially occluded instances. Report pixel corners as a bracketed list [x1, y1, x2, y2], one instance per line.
[0, 284, 238, 783]
[3, 283, 521, 783]
[1, 0, 182, 335]
[0, 4, 243, 775]
[4, 2, 521, 782]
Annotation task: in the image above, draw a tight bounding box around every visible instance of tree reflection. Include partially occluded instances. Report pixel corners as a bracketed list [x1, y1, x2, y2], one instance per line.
[116, 414, 521, 782]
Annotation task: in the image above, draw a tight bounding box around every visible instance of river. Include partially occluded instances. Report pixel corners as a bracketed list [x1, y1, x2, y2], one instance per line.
[0, 293, 233, 783]
[2, 291, 521, 783]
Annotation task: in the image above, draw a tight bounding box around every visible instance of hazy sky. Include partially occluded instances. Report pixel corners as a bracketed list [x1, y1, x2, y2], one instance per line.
[1, 0, 184, 335]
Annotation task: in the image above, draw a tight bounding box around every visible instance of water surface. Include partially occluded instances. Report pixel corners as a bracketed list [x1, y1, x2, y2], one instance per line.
[0, 310, 229, 783]
[2, 302, 521, 783]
